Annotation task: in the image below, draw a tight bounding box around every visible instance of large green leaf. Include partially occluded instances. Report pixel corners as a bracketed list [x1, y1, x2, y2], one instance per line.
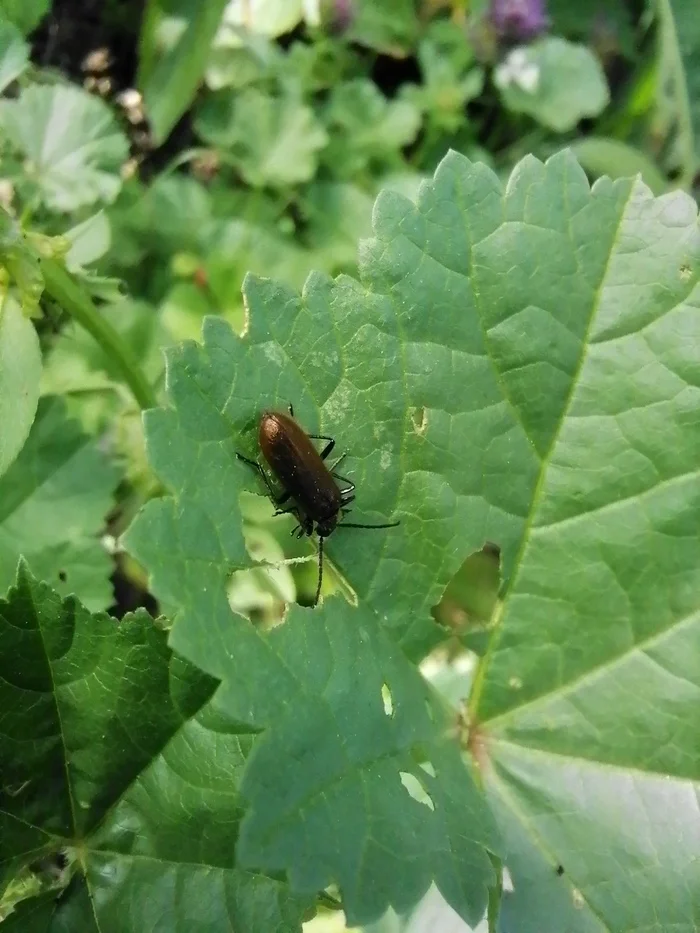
[0, 397, 119, 610]
[125, 150, 700, 930]
[0, 85, 129, 212]
[0, 297, 40, 480]
[0, 567, 312, 931]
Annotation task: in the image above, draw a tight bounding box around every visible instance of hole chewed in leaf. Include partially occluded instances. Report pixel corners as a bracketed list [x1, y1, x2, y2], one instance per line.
[431, 543, 502, 657]
[381, 682, 393, 716]
[410, 405, 428, 435]
[399, 771, 435, 811]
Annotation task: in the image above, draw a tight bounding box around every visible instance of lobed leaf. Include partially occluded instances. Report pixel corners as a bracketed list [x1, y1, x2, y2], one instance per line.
[125, 149, 700, 930]
[0, 85, 129, 212]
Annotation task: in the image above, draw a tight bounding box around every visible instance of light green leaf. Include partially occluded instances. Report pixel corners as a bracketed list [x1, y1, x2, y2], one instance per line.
[0, 19, 28, 93]
[495, 38, 610, 132]
[0, 297, 40, 479]
[0, 396, 120, 610]
[0, 567, 313, 930]
[64, 210, 111, 269]
[0, 84, 129, 211]
[138, 0, 229, 145]
[571, 136, 668, 194]
[195, 87, 328, 187]
[217, 0, 307, 38]
[0, 0, 49, 35]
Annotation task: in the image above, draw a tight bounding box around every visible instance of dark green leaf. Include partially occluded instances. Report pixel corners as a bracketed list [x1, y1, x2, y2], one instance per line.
[0, 567, 312, 931]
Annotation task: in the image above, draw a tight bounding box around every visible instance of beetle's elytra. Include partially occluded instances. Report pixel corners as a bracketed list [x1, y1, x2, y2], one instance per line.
[237, 405, 399, 606]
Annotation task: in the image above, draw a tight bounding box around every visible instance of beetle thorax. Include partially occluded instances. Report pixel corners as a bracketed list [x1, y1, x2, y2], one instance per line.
[316, 513, 339, 537]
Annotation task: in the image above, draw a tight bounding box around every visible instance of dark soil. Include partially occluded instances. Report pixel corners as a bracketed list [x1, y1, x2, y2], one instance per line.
[31, 0, 144, 88]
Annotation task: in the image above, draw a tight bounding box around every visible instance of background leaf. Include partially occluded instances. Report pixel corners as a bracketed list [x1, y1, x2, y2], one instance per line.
[195, 87, 329, 188]
[571, 136, 669, 193]
[0, 396, 119, 610]
[137, 0, 230, 145]
[0, 85, 129, 212]
[495, 38, 610, 132]
[0, 568, 313, 932]
[0, 19, 28, 94]
[0, 297, 41, 479]
[655, 0, 700, 188]
[0, 0, 49, 36]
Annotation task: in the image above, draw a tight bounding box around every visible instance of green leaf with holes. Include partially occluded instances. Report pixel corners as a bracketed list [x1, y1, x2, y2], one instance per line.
[0, 397, 120, 610]
[124, 150, 700, 930]
[0, 566, 312, 930]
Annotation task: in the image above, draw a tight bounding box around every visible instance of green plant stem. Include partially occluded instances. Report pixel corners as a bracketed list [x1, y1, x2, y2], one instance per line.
[40, 259, 157, 411]
[317, 890, 342, 911]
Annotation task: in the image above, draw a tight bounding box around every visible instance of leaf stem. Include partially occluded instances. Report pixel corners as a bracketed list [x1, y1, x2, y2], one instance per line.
[40, 259, 157, 411]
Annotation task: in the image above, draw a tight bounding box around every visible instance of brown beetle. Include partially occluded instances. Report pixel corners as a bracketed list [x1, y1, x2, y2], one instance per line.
[237, 405, 399, 605]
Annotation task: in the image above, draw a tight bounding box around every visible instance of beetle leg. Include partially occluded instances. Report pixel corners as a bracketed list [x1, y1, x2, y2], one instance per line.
[274, 504, 298, 516]
[333, 472, 355, 493]
[236, 453, 278, 500]
[320, 438, 336, 459]
[288, 403, 295, 417]
[329, 452, 347, 471]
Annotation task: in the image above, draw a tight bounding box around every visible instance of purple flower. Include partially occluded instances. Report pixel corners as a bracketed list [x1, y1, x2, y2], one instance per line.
[324, 0, 354, 34]
[490, 0, 548, 41]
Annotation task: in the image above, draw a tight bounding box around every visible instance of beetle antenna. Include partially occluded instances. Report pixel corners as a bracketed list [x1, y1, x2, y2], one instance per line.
[338, 520, 400, 530]
[315, 537, 324, 606]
